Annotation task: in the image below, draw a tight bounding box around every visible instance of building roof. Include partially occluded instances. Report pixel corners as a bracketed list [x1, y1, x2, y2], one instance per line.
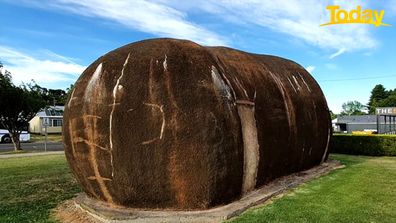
[336, 115, 386, 124]
[36, 106, 64, 117]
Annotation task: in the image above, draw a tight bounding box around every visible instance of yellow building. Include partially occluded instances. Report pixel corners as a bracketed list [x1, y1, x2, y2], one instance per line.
[29, 106, 64, 135]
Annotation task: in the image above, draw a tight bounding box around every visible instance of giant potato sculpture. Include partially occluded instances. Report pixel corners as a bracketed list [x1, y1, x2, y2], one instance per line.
[63, 38, 331, 210]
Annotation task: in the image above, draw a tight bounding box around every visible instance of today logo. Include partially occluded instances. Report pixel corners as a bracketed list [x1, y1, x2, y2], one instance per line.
[321, 5, 391, 27]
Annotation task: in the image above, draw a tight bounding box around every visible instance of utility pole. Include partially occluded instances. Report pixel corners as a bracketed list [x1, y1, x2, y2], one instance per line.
[43, 118, 49, 152]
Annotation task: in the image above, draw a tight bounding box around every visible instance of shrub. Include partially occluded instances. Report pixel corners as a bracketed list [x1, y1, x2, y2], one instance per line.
[330, 134, 396, 156]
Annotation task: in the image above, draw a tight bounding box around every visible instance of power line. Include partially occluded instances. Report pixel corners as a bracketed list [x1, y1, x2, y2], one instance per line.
[318, 74, 396, 82]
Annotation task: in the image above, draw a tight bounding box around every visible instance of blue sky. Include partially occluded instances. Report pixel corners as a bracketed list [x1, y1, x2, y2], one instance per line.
[0, 0, 395, 113]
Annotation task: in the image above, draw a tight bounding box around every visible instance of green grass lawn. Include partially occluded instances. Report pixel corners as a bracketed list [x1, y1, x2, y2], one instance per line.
[0, 155, 80, 222]
[0, 154, 395, 222]
[30, 134, 63, 142]
[230, 154, 396, 223]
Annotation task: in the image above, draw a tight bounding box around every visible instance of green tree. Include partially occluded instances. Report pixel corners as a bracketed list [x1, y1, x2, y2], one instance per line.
[65, 84, 75, 102]
[329, 110, 337, 120]
[29, 82, 67, 106]
[340, 101, 366, 116]
[378, 91, 396, 107]
[0, 62, 46, 151]
[368, 84, 389, 114]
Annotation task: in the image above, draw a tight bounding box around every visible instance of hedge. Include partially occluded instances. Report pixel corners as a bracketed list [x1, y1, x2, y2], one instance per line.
[330, 134, 396, 156]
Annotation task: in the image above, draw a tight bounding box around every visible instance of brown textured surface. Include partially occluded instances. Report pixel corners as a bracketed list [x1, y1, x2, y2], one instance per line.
[63, 38, 331, 210]
[54, 161, 343, 223]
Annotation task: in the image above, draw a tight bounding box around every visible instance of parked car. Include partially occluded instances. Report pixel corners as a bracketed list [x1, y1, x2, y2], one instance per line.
[0, 129, 30, 143]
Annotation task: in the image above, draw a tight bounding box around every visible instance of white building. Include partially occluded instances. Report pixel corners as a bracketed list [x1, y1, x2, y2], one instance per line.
[29, 106, 64, 135]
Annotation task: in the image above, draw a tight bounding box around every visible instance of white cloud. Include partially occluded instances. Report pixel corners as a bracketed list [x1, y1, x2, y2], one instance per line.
[329, 48, 346, 59]
[306, 65, 315, 73]
[0, 46, 86, 86]
[167, 0, 377, 52]
[14, 0, 380, 57]
[21, 0, 227, 46]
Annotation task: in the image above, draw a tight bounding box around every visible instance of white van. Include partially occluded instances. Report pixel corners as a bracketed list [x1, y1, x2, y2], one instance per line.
[0, 129, 30, 143]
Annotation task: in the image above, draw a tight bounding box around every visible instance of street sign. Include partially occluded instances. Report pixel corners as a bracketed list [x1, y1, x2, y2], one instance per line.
[376, 107, 396, 115]
[42, 117, 50, 126]
[42, 118, 49, 152]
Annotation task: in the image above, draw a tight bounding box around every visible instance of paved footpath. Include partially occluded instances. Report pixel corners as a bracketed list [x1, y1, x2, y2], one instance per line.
[0, 142, 63, 152]
[0, 151, 64, 159]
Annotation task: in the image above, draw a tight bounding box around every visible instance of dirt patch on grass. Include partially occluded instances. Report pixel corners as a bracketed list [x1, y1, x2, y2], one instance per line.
[53, 199, 99, 223]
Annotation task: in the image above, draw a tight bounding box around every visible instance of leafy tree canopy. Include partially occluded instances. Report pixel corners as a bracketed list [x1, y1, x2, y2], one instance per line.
[29, 82, 67, 106]
[340, 101, 367, 116]
[0, 62, 46, 150]
[368, 84, 396, 114]
[329, 110, 337, 120]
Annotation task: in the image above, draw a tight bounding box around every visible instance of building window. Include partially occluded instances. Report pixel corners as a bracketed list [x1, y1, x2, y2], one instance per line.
[52, 119, 63, 127]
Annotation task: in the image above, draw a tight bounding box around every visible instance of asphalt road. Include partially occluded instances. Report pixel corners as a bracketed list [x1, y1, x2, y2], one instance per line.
[0, 142, 63, 152]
